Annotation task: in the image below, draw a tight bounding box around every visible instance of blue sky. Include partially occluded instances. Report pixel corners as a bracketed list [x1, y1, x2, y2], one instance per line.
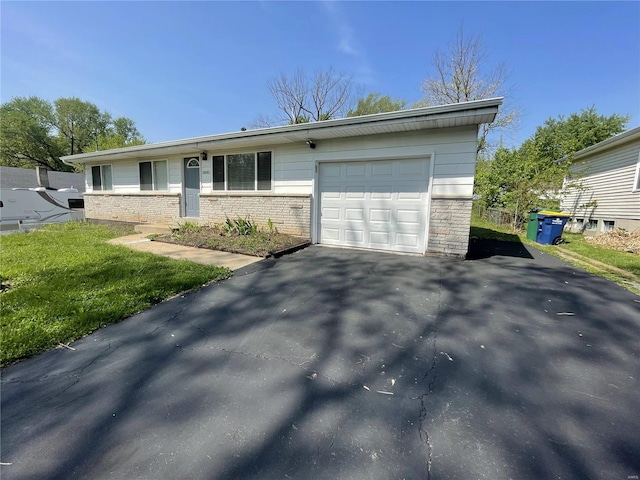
[2, 1, 638, 148]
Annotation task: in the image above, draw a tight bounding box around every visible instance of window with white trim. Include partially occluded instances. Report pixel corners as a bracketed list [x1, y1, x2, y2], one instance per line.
[633, 151, 640, 192]
[212, 152, 272, 191]
[91, 165, 112, 191]
[139, 160, 168, 191]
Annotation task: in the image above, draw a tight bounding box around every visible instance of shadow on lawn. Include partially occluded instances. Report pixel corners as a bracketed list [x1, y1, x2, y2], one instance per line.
[2, 245, 639, 479]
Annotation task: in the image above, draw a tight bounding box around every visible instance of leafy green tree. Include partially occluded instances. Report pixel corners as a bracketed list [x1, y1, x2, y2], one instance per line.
[54, 97, 105, 155]
[98, 116, 145, 150]
[0, 96, 68, 170]
[1, 96, 145, 171]
[347, 93, 407, 117]
[476, 107, 629, 222]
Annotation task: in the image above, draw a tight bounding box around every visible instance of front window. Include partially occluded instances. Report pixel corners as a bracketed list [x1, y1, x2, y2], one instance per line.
[139, 160, 168, 191]
[212, 152, 272, 191]
[91, 165, 112, 191]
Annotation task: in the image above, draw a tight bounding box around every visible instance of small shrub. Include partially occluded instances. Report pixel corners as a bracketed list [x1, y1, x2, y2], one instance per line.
[222, 216, 258, 236]
[267, 218, 277, 234]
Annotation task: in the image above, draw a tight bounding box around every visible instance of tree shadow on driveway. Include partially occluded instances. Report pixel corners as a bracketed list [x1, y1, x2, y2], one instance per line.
[1, 244, 639, 479]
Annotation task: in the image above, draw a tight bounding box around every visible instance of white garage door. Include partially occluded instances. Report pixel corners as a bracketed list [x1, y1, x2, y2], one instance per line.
[318, 158, 430, 254]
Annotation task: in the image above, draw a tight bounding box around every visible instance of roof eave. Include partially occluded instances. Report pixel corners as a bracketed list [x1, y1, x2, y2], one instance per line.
[62, 97, 503, 165]
[560, 126, 640, 165]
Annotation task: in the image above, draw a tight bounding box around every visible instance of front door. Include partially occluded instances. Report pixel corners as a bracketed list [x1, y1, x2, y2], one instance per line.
[183, 157, 200, 217]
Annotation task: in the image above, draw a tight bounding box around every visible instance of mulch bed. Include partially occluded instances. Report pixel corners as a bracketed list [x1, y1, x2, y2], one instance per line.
[152, 226, 309, 258]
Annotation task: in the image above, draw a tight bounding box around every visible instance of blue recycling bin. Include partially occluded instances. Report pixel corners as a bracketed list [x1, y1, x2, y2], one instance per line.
[535, 211, 571, 245]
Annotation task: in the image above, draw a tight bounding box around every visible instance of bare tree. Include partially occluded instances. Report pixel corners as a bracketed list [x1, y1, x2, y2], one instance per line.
[268, 69, 309, 125]
[420, 27, 519, 155]
[255, 67, 356, 127]
[306, 67, 354, 121]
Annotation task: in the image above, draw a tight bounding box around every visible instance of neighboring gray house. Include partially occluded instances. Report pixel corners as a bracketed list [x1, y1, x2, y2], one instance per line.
[561, 126, 640, 234]
[0, 166, 86, 192]
[62, 98, 502, 257]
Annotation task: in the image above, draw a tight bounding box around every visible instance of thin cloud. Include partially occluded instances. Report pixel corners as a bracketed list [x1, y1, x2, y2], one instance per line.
[320, 1, 376, 85]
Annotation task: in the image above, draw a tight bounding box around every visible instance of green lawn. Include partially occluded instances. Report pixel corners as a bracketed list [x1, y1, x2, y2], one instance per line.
[470, 210, 640, 293]
[559, 232, 640, 277]
[0, 222, 231, 366]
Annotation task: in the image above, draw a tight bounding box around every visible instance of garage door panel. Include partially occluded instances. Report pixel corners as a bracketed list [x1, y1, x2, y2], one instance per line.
[372, 162, 394, 176]
[322, 164, 342, 178]
[369, 231, 391, 245]
[346, 163, 367, 177]
[321, 228, 340, 241]
[318, 159, 429, 254]
[397, 210, 421, 224]
[370, 209, 391, 222]
[345, 186, 365, 198]
[396, 233, 420, 247]
[397, 190, 422, 200]
[345, 208, 364, 220]
[371, 185, 393, 199]
[321, 188, 341, 199]
[344, 229, 364, 243]
[322, 207, 341, 220]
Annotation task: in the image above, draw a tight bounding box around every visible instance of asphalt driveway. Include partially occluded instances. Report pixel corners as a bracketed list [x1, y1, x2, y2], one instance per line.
[1, 241, 639, 479]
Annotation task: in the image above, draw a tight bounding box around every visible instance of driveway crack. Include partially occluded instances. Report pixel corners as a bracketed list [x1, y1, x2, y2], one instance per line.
[414, 261, 444, 480]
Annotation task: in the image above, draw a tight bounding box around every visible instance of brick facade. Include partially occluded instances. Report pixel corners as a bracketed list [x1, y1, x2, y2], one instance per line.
[428, 197, 473, 257]
[84, 192, 311, 236]
[199, 193, 311, 236]
[86, 193, 469, 255]
[84, 193, 181, 224]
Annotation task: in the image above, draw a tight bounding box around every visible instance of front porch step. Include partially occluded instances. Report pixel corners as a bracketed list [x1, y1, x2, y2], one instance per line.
[134, 223, 176, 235]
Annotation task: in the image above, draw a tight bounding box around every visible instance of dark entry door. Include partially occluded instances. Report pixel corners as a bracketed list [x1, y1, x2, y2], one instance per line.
[184, 157, 200, 217]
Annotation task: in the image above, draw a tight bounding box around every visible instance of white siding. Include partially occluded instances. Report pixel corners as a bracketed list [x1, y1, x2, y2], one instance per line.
[274, 126, 478, 197]
[86, 157, 182, 194]
[561, 139, 640, 220]
[85, 127, 478, 198]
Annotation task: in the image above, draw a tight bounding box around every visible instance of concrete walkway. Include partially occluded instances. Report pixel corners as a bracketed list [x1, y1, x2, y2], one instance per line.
[108, 234, 262, 271]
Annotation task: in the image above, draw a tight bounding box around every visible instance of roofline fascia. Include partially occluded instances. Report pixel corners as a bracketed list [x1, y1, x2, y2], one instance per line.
[559, 126, 640, 165]
[62, 98, 503, 165]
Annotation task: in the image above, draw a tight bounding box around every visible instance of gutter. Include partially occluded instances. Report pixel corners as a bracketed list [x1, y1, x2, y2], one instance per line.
[62, 98, 503, 166]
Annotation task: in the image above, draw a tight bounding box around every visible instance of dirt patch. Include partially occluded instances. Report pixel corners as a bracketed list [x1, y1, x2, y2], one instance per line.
[153, 226, 309, 258]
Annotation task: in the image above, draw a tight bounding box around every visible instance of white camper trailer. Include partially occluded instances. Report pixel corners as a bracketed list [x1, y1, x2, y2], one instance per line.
[0, 187, 85, 232]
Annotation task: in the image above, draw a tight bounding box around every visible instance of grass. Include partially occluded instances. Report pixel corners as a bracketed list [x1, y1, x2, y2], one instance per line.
[470, 210, 640, 294]
[558, 232, 640, 277]
[154, 223, 309, 258]
[0, 222, 231, 366]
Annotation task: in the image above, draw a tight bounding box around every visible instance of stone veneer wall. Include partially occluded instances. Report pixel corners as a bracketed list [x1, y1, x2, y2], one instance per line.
[199, 193, 311, 236]
[84, 193, 181, 224]
[428, 198, 473, 257]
